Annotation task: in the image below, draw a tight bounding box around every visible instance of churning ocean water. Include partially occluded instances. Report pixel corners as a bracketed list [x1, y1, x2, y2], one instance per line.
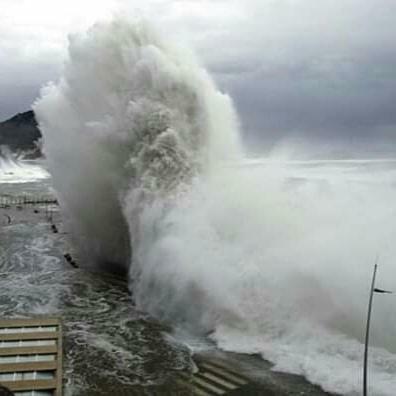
[2, 17, 396, 396]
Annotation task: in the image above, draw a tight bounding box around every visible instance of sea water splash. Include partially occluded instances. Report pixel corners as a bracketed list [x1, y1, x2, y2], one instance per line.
[0, 146, 49, 184]
[34, 18, 239, 274]
[34, 18, 396, 396]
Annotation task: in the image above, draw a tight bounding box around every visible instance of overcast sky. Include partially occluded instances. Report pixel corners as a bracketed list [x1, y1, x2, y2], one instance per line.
[1, 0, 396, 157]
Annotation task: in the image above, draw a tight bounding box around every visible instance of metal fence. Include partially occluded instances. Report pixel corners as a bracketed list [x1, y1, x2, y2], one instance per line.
[0, 195, 58, 207]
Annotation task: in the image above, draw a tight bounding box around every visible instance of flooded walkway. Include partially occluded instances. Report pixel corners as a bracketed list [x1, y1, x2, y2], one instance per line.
[0, 197, 334, 395]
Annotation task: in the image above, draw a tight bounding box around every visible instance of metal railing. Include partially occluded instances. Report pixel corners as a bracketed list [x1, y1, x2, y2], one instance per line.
[0, 195, 58, 207]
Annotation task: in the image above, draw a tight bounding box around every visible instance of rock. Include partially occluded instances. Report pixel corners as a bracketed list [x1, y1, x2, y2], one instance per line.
[0, 110, 42, 158]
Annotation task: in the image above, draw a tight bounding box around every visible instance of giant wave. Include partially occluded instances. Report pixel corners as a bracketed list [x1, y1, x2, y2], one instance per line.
[34, 17, 396, 396]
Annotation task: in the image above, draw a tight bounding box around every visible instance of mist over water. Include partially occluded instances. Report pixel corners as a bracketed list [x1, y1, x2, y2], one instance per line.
[0, 147, 49, 183]
[34, 18, 396, 395]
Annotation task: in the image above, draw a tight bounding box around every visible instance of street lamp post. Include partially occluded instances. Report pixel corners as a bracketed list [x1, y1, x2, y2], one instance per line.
[363, 263, 377, 396]
[363, 263, 392, 396]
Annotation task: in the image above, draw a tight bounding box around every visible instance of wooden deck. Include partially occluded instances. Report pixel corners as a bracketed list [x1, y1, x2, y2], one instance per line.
[0, 317, 62, 395]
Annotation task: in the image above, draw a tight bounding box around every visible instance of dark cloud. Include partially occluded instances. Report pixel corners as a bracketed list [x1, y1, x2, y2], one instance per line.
[1, 0, 396, 157]
[0, 59, 60, 121]
[204, 0, 396, 156]
[0, 84, 40, 121]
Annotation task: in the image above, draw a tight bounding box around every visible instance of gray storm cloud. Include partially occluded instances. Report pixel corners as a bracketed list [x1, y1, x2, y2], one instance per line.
[1, 0, 396, 157]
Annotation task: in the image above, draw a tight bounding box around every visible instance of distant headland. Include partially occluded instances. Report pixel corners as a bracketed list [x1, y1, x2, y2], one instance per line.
[0, 110, 42, 158]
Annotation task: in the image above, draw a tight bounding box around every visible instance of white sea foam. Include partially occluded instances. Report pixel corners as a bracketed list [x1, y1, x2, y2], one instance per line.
[34, 17, 396, 395]
[0, 148, 49, 184]
[34, 17, 239, 273]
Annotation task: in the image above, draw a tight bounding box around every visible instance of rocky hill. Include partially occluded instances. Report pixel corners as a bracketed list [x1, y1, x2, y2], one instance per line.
[0, 111, 42, 158]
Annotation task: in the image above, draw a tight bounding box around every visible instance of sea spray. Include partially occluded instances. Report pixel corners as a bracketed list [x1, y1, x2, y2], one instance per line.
[132, 159, 396, 395]
[34, 17, 240, 273]
[34, 17, 396, 396]
[0, 146, 49, 183]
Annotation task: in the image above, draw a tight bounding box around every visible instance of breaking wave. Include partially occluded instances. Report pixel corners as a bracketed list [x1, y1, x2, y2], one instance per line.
[0, 146, 49, 183]
[34, 17, 396, 396]
[34, 18, 240, 274]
